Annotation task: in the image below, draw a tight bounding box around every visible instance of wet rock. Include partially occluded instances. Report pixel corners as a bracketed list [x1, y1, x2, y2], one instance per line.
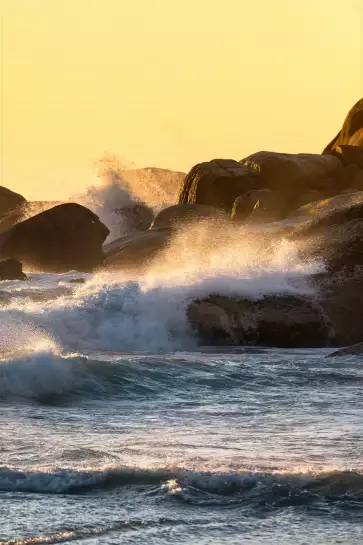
[177, 159, 260, 211]
[103, 228, 171, 270]
[0, 258, 27, 281]
[0, 186, 26, 216]
[240, 151, 343, 217]
[151, 204, 225, 230]
[327, 342, 363, 357]
[231, 189, 282, 223]
[288, 192, 363, 271]
[323, 98, 363, 154]
[0, 203, 109, 273]
[188, 294, 331, 348]
[315, 268, 363, 346]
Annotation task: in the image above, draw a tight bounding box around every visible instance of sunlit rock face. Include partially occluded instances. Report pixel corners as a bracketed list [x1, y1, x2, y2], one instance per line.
[188, 294, 332, 348]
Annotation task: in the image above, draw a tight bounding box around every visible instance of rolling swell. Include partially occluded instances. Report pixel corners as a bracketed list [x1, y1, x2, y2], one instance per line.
[1, 347, 363, 401]
[0, 465, 363, 506]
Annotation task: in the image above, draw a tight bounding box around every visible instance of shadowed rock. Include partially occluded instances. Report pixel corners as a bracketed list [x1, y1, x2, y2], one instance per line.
[0, 203, 109, 273]
[330, 145, 363, 169]
[151, 203, 225, 230]
[0, 258, 27, 281]
[103, 228, 171, 270]
[177, 159, 260, 211]
[0, 186, 26, 217]
[188, 294, 331, 348]
[327, 342, 363, 357]
[323, 98, 363, 154]
[231, 189, 284, 223]
[240, 151, 343, 216]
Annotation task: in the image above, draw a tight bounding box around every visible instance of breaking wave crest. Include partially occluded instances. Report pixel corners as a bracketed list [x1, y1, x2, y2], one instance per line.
[0, 464, 362, 505]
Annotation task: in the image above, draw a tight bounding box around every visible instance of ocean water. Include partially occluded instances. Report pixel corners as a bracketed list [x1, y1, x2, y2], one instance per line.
[0, 244, 362, 544]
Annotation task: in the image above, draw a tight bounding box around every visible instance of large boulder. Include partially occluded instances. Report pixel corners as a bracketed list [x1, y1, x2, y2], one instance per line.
[151, 203, 225, 230]
[177, 159, 260, 211]
[287, 191, 363, 271]
[323, 98, 363, 154]
[188, 294, 331, 348]
[0, 203, 109, 273]
[231, 189, 283, 223]
[327, 342, 363, 357]
[0, 186, 26, 217]
[103, 228, 171, 270]
[315, 268, 363, 346]
[240, 151, 343, 216]
[0, 259, 27, 281]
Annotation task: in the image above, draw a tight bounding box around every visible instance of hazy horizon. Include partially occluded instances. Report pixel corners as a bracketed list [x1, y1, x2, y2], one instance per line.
[1, 0, 362, 200]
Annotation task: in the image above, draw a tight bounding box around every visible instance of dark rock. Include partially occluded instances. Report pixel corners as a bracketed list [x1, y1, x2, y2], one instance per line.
[287, 192, 363, 271]
[331, 145, 363, 169]
[188, 294, 331, 348]
[151, 204, 225, 230]
[0, 186, 26, 216]
[68, 278, 86, 284]
[232, 189, 283, 223]
[240, 151, 343, 217]
[315, 268, 363, 346]
[327, 342, 363, 357]
[103, 228, 171, 270]
[0, 203, 109, 273]
[0, 258, 27, 281]
[323, 98, 363, 154]
[177, 159, 260, 211]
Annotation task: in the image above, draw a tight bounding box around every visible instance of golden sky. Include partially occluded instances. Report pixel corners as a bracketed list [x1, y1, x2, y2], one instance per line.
[1, 0, 362, 200]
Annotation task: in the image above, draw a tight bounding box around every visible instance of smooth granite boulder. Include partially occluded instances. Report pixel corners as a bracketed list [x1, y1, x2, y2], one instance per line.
[0, 203, 109, 273]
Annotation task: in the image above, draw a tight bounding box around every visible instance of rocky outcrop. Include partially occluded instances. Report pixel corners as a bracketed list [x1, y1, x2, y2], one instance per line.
[0, 258, 27, 281]
[288, 192, 363, 271]
[330, 145, 363, 169]
[188, 294, 331, 348]
[0, 203, 109, 273]
[240, 151, 344, 217]
[103, 228, 171, 270]
[323, 98, 363, 154]
[0, 186, 26, 217]
[177, 159, 260, 211]
[327, 342, 363, 357]
[314, 268, 363, 346]
[231, 189, 282, 223]
[151, 204, 225, 230]
[177, 153, 348, 220]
